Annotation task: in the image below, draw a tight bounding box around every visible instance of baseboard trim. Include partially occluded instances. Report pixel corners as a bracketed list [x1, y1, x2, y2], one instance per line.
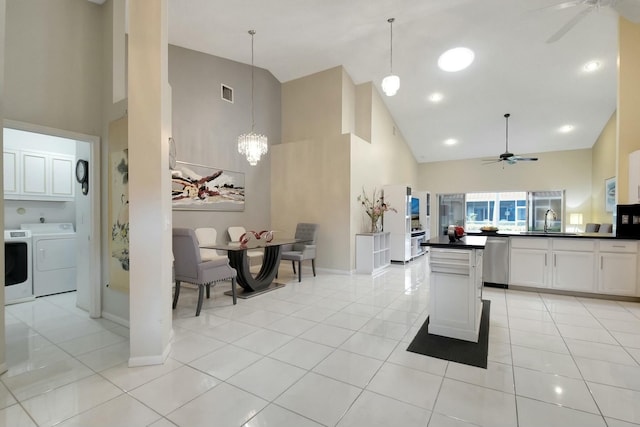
[101, 311, 130, 328]
[128, 342, 171, 367]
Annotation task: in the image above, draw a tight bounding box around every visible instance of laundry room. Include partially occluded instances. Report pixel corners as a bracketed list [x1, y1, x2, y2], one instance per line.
[3, 127, 91, 304]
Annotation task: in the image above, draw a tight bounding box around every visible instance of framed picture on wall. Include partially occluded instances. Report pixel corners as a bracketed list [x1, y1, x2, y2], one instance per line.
[605, 176, 616, 213]
[171, 161, 245, 211]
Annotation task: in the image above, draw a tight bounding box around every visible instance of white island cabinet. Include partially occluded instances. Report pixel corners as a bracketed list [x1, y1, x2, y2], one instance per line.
[426, 236, 485, 343]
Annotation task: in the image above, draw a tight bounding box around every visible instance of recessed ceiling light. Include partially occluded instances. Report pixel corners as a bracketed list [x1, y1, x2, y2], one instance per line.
[428, 92, 444, 103]
[583, 60, 601, 72]
[438, 47, 475, 72]
[444, 138, 458, 146]
[559, 124, 574, 133]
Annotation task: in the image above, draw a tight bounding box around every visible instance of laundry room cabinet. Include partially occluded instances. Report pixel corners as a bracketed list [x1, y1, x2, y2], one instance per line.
[3, 148, 75, 201]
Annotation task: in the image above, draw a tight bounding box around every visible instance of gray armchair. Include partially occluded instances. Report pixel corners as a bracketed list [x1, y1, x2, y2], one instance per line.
[172, 228, 237, 316]
[585, 223, 600, 232]
[280, 223, 319, 282]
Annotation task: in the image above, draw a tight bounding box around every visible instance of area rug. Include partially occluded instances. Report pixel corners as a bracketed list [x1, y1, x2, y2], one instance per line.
[407, 300, 490, 369]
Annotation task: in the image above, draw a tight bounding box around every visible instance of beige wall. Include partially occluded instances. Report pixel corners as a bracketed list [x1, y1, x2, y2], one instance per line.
[275, 67, 351, 271]
[276, 68, 417, 271]
[418, 149, 593, 236]
[617, 18, 640, 205]
[591, 112, 617, 223]
[4, 0, 104, 136]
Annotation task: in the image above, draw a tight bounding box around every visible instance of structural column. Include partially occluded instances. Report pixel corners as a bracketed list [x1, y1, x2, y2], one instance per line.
[128, 0, 173, 366]
[0, 0, 7, 374]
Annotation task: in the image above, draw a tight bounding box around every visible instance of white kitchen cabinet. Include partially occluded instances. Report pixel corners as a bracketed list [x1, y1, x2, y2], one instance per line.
[356, 232, 390, 274]
[509, 237, 549, 288]
[4, 149, 75, 201]
[551, 239, 596, 293]
[510, 236, 640, 297]
[383, 184, 412, 262]
[598, 240, 638, 295]
[3, 149, 19, 196]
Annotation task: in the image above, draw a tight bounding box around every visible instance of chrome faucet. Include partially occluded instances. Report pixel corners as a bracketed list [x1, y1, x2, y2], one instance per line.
[544, 209, 557, 233]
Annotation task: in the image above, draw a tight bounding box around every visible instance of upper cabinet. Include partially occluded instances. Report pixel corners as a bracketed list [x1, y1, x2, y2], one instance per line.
[4, 148, 75, 201]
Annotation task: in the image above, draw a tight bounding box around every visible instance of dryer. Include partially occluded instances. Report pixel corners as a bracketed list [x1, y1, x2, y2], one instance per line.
[4, 229, 34, 304]
[20, 223, 76, 297]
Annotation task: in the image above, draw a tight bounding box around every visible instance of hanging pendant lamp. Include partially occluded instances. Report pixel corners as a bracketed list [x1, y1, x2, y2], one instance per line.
[238, 30, 268, 166]
[382, 18, 400, 97]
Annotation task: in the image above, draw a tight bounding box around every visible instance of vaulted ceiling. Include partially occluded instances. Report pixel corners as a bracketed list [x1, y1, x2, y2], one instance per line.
[167, 0, 635, 163]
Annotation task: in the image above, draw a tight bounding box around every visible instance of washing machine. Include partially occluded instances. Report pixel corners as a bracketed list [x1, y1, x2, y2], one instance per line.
[20, 223, 77, 297]
[4, 229, 34, 304]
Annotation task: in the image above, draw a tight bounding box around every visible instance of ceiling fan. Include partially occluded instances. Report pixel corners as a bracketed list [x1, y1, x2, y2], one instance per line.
[545, 0, 640, 43]
[483, 114, 538, 165]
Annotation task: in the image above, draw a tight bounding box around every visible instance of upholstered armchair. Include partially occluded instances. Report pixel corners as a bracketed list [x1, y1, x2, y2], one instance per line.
[585, 223, 600, 233]
[172, 228, 237, 316]
[280, 223, 319, 282]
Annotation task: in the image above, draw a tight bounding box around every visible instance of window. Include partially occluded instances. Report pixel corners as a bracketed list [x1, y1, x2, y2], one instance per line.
[439, 190, 564, 232]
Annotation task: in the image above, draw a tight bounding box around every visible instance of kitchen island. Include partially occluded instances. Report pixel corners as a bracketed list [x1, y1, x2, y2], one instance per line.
[422, 236, 486, 342]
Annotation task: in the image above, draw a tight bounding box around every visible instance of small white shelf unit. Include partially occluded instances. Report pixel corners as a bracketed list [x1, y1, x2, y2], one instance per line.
[356, 232, 391, 274]
[383, 185, 431, 263]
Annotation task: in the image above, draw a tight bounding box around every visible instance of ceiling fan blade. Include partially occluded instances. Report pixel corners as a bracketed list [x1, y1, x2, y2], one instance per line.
[613, 0, 640, 23]
[546, 0, 586, 11]
[482, 158, 503, 164]
[511, 156, 539, 162]
[546, 6, 593, 43]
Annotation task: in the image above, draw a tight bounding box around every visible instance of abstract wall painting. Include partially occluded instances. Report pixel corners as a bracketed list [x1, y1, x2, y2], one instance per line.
[171, 161, 245, 211]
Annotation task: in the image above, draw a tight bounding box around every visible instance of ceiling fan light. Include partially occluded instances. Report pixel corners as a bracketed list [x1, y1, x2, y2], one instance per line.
[438, 47, 475, 72]
[382, 74, 400, 96]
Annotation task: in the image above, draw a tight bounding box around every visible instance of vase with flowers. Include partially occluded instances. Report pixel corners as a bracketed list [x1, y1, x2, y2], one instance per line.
[357, 187, 397, 233]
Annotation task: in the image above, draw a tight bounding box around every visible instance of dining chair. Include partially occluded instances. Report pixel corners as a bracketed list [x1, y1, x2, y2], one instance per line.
[584, 223, 600, 233]
[598, 223, 612, 233]
[172, 228, 237, 316]
[227, 226, 263, 266]
[194, 227, 227, 261]
[280, 223, 319, 282]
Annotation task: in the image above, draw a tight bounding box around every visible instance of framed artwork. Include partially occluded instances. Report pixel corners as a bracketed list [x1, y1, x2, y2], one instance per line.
[172, 161, 245, 211]
[108, 116, 129, 293]
[605, 176, 616, 213]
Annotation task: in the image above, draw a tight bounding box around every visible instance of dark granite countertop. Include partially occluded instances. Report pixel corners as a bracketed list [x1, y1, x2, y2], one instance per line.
[465, 231, 637, 240]
[422, 235, 487, 249]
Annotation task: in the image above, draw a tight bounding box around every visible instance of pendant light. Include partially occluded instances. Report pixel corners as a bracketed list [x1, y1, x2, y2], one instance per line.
[381, 18, 400, 97]
[237, 30, 268, 166]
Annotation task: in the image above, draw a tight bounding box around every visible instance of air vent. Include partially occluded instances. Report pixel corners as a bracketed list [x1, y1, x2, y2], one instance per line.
[221, 84, 234, 103]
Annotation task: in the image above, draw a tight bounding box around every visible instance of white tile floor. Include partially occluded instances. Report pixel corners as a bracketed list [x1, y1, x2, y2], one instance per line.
[2, 255, 640, 426]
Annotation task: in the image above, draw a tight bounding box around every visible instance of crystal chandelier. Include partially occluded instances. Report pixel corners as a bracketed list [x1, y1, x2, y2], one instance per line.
[238, 30, 268, 166]
[382, 18, 400, 97]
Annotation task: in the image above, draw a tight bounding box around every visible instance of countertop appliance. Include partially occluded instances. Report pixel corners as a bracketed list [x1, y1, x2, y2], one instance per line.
[20, 223, 77, 297]
[4, 229, 34, 304]
[482, 236, 509, 287]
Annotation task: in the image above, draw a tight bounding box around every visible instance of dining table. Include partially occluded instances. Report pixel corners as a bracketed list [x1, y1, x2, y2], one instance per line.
[204, 238, 302, 298]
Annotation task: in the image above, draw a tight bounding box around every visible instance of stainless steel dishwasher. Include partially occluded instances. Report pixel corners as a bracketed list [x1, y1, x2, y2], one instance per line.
[482, 236, 509, 287]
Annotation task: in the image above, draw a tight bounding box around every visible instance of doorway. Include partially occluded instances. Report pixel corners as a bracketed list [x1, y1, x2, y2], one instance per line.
[2, 120, 101, 318]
